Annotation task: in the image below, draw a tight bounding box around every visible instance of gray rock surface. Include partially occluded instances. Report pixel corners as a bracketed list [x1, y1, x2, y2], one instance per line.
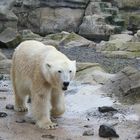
[79, 15, 114, 40]
[0, 51, 7, 61]
[0, 28, 21, 48]
[96, 33, 140, 58]
[15, 0, 89, 9]
[102, 66, 140, 103]
[0, 0, 17, 32]
[0, 59, 11, 74]
[79, 0, 125, 40]
[28, 7, 85, 35]
[76, 62, 114, 84]
[43, 32, 91, 48]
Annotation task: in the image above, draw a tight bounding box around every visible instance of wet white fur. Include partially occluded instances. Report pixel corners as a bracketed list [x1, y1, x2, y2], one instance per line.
[11, 40, 76, 129]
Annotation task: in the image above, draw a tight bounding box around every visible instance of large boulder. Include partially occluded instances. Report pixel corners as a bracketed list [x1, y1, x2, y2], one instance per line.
[28, 7, 84, 35]
[76, 62, 114, 84]
[96, 34, 140, 58]
[43, 32, 91, 48]
[114, 0, 140, 9]
[79, 15, 115, 41]
[102, 67, 140, 103]
[0, 0, 18, 32]
[79, 0, 125, 41]
[13, 0, 87, 35]
[0, 28, 22, 48]
[20, 29, 43, 41]
[114, 0, 140, 33]
[122, 12, 140, 34]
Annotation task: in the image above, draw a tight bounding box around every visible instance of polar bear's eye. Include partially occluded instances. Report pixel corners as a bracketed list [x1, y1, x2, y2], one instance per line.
[69, 70, 72, 73]
[58, 70, 62, 73]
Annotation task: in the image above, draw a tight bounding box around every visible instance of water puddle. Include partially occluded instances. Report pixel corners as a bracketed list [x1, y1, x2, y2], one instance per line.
[65, 83, 114, 116]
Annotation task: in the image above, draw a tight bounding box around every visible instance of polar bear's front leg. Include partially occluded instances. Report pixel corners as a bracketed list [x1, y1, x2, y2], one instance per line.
[51, 89, 65, 117]
[31, 86, 57, 129]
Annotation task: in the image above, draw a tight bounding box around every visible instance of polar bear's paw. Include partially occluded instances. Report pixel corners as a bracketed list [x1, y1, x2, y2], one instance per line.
[14, 106, 28, 112]
[36, 120, 58, 129]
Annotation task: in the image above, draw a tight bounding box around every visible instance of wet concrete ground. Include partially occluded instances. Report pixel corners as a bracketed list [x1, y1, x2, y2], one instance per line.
[0, 75, 140, 140]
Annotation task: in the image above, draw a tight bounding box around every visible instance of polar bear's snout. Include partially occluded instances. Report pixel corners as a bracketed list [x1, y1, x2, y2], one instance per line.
[62, 81, 70, 91]
[63, 81, 69, 87]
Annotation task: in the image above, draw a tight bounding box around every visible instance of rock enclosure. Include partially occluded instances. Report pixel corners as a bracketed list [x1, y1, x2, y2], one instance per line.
[0, 0, 140, 140]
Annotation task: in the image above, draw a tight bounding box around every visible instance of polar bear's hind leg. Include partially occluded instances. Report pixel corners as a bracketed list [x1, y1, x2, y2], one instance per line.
[11, 58, 28, 112]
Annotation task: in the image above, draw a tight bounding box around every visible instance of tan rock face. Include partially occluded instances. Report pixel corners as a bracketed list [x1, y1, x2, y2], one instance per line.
[96, 33, 140, 58]
[20, 7, 85, 35]
[76, 62, 114, 84]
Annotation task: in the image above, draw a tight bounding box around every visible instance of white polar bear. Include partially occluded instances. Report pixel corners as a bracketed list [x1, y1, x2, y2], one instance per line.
[11, 40, 76, 129]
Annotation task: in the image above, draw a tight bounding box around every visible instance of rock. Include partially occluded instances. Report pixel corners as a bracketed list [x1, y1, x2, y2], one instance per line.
[96, 34, 140, 58]
[0, 0, 18, 32]
[109, 34, 133, 42]
[16, 119, 26, 123]
[0, 28, 22, 48]
[0, 59, 11, 74]
[0, 51, 7, 61]
[14, 4, 85, 35]
[121, 11, 140, 34]
[59, 32, 91, 48]
[102, 67, 140, 103]
[76, 62, 114, 84]
[20, 30, 43, 41]
[132, 30, 140, 42]
[15, 0, 89, 9]
[41, 134, 55, 139]
[83, 129, 94, 136]
[98, 106, 117, 113]
[135, 132, 140, 139]
[42, 31, 69, 48]
[79, 15, 115, 41]
[30, 7, 85, 35]
[0, 96, 6, 100]
[84, 125, 93, 128]
[6, 104, 14, 110]
[43, 32, 91, 48]
[0, 74, 3, 80]
[99, 124, 119, 138]
[114, 0, 140, 9]
[0, 112, 7, 118]
[80, 1, 125, 41]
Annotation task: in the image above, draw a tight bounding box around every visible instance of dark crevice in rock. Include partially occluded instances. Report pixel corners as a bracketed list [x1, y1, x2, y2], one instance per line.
[0, 42, 8, 48]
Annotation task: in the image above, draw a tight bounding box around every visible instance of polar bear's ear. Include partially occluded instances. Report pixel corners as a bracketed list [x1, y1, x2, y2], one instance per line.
[72, 60, 76, 65]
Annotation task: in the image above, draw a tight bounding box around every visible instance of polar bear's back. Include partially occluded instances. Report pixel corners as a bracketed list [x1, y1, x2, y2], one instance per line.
[15, 40, 56, 57]
[12, 40, 70, 78]
[12, 40, 57, 78]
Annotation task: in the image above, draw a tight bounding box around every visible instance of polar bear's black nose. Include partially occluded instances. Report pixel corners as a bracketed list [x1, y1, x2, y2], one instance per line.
[63, 82, 69, 87]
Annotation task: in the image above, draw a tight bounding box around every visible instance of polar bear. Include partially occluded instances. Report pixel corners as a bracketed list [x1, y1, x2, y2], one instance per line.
[11, 40, 76, 129]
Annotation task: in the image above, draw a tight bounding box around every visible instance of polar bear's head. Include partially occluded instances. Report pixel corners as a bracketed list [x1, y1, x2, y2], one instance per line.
[42, 60, 76, 90]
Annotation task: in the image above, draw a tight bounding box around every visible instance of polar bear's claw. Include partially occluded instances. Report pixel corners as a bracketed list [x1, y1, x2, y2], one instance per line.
[14, 106, 28, 112]
[37, 121, 58, 129]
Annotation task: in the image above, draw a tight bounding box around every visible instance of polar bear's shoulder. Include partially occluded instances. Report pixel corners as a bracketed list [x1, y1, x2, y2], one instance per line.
[15, 40, 56, 55]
